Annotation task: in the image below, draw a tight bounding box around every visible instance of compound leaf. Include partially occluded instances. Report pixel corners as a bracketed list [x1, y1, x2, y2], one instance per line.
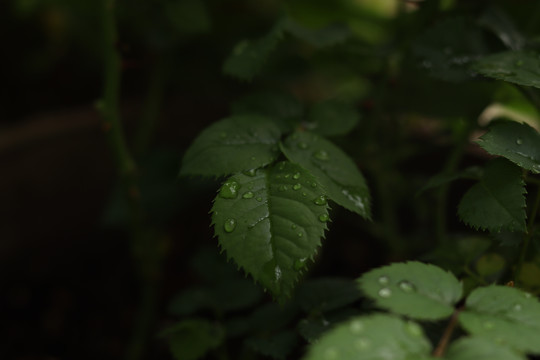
[458, 158, 526, 232]
[473, 51, 540, 89]
[478, 121, 540, 174]
[160, 318, 225, 360]
[302, 314, 432, 360]
[306, 100, 360, 136]
[358, 261, 462, 320]
[445, 337, 526, 360]
[180, 115, 281, 177]
[280, 131, 371, 218]
[212, 161, 329, 299]
[459, 285, 540, 354]
[223, 20, 285, 80]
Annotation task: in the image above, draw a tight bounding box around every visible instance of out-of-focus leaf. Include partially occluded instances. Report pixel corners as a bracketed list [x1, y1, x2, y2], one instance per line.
[479, 7, 525, 51]
[445, 337, 527, 360]
[295, 277, 362, 313]
[160, 319, 225, 360]
[305, 100, 360, 136]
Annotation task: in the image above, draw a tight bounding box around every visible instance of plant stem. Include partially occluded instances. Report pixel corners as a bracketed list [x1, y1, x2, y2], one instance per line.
[100, 2, 162, 359]
[433, 307, 462, 357]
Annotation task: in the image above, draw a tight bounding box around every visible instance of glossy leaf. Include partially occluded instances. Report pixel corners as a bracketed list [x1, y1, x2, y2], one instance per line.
[223, 20, 285, 80]
[358, 261, 462, 320]
[180, 115, 281, 177]
[303, 314, 432, 360]
[212, 161, 329, 298]
[161, 319, 225, 360]
[473, 51, 540, 88]
[478, 121, 540, 174]
[280, 131, 371, 218]
[445, 337, 526, 360]
[305, 100, 360, 136]
[458, 158, 526, 232]
[413, 17, 487, 82]
[459, 285, 540, 353]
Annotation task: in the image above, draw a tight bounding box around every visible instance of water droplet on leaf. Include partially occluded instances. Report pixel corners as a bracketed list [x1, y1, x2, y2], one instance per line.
[293, 172, 301, 180]
[243, 168, 257, 176]
[516, 138, 523, 145]
[314, 150, 330, 161]
[378, 288, 392, 298]
[378, 276, 390, 285]
[256, 197, 262, 202]
[224, 218, 237, 233]
[242, 191, 254, 199]
[291, 224, 297, 229]
[279, 185, 288, 191]
[302, 192, 307, 197]
[513, 303, 522, 311]
[349, 320, 364, 334]
[405, 321, 422, 337]
[293, 183, 302, 190]
[220, 180, 240, 199]
[398, 281, 416, 293]
[294, 258, 307, 270]
[314, 195, 327, 205]
[297, 232, 303, 238]
[319, 214, 329, 222]
[274, 265, 282, 281]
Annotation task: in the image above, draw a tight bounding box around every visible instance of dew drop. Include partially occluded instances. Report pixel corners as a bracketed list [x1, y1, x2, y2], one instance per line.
[256, 197, 262, 202]
[294, 258, 307, 270]
[319, 214, 329, 222]
[298, 142, 308, 150]
[378, 288, 392, 298]
[293, 183, 302, 190]
[293, 172, 301, 180]
[483, 321, 495, 329]
[349, 320, 364, 334]
[398, 280, 416, 293]
[524, 292, 533, 298]
[297, 232, 303, 238]
[405, 321, 422, 337]
[314, 150, 330, 161]
[314, 195, 327, 205]
[516, 138, 523, 145]
[275, 265, 282, 281]
[242, 191, 255, 199]
[291, 224, 298, 229]
[279, 185, 288, 191]
[243, 168, 257, 177]
[302, 192, 307, 197]
[311, 182, 317, 188]
[378, 276, 390, 285]
[219, 180, 240, 199]
[354, 338, 370, 350]
[513, 303, 522, 311]
[224, 218, 237, 233]
[285, 173, 291, 179]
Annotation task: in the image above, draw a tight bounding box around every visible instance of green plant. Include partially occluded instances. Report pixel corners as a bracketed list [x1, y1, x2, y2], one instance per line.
[167, 1, 540, 359]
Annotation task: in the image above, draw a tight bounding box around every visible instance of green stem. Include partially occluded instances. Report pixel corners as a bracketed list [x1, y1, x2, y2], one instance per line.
[100, 2, 161, 359]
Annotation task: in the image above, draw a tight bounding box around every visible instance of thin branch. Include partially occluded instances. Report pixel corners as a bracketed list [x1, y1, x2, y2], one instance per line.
[433, 307, 462, 357]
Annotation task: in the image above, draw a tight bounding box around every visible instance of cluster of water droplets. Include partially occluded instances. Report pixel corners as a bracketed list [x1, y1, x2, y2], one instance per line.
[376, 275, 417, 299]
[511, 136, 540, 173]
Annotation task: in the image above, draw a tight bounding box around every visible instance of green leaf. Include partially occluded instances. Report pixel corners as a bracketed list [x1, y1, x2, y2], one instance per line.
[413, 17, 487, 82]
[165, 0, 210, 35]
[458, 158, 527, 232]
[231, 91, 303, 132]
[223, 20, 285, 80]
[302, 314, 432, 360]
[246, 330, 298, 360]
[459, 285, 540, 354]
[212, 161, 329, 298]
[160, 319, 225, 360]
[295, 277, 362, 313]
[477, 121, 540, 174]
[475, 253, 506, 279]
[305, 100, 360, 136]
[473, 51, 540, 88]
[358, 261, 462, 320]
[445, 337, 527, 360]
[280, 131, 371, 218]
[284, 19, 351, 48]
[180, 115, 281, 177]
